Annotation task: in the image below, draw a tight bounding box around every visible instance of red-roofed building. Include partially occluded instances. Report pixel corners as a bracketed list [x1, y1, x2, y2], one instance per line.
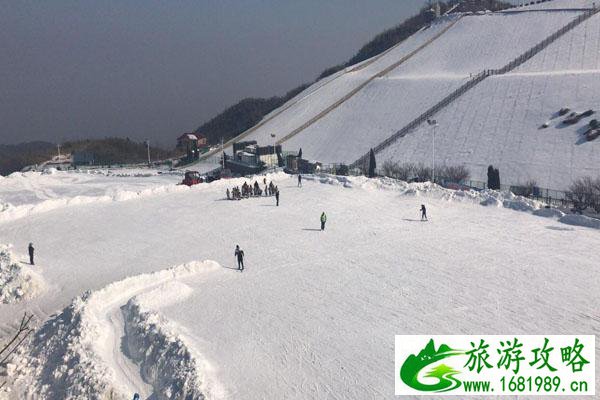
[177, 133, 208, 150]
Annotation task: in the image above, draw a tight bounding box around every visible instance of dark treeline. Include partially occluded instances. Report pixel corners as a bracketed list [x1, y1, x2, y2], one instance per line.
[0, 142, 55, 176]
[0, 138, 180, 175]
[195, 84, 309, 146]
[60, 138, 179, 166]
[195, 0, 511, 145]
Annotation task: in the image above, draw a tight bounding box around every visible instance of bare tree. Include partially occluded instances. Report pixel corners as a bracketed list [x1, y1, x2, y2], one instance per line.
[567, 177, 596, 213]
[521, 180, 538, 197]
[438, 165, 470, 182]
[0, 313, 34, 390]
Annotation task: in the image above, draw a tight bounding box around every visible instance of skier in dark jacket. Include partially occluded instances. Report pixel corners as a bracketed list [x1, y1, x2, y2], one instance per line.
[275, 189, 280, 206]
[298, 174, 302, 187]
[420, 204, 428, 221]
[235, 245, 244, 270]
[320, 212, 327, 231]
[28, 242, 35, 265]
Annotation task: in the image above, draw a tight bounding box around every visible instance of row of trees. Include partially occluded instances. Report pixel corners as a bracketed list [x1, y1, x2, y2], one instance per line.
[568, 177, 600, 213]
[60, 138, 178, 166]
[0, 142, 55, 176]
[381, 160, 470, 183]
[0, 138, 181, 175]
[195, 85, 309, 146]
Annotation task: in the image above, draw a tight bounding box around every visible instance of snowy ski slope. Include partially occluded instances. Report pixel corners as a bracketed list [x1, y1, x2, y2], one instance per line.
[379, 11, 600, 190]
[0, 173, 600, 399]
[192, 15, 462, 163]
[283, 10, 584, 164]
[191, 4, 590, 179]
[2, 172, 599, 399]
[509, 0, 596, 11]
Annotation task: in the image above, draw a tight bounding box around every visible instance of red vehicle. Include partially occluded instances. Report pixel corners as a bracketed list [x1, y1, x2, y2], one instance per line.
[181, 171, 203, 186]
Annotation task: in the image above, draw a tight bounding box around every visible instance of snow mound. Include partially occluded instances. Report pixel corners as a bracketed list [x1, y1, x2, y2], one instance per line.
[559, 214, 600, 229]
[0, 183, 189, 224]
[8, 260, 222, 400]
[0, 244, 45, 304]
[123, 293, 224, 400]
[533, 207, 566, 218]
[41, 168, 58, 175]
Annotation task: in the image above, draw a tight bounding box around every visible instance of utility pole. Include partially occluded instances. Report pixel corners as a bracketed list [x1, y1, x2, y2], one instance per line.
[57, 144, 61, 160]
[145, 140, 151, 166]
[221, 137, 225, 169]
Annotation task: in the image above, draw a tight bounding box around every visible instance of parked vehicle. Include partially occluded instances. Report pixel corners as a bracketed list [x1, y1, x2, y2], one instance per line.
[181, 171, 203, 186]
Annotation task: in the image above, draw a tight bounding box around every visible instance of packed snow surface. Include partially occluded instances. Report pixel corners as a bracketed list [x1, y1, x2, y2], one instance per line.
[1, 170, 598, 399]
[0, 244, 45, 304]
[0, 170, 183, 223]
[508, 0, 596, 11]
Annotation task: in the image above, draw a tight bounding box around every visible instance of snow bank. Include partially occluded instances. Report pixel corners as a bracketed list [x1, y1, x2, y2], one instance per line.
[533, 207, 566, 218]
[8, 260, 222, 400]
[0, 244, 45, 304]
[0, 183, 189, 224]
[559, 214, 600, 229]
[123, 293, 224, 400]
[308, 173, 594, 228]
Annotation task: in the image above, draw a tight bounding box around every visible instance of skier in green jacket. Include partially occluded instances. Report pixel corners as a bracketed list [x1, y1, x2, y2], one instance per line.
[320, 212, 327, 231]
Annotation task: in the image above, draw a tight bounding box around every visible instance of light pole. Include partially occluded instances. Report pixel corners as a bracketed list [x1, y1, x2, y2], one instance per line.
[270, 133, 276, 170]
[427, 119, 438, 184]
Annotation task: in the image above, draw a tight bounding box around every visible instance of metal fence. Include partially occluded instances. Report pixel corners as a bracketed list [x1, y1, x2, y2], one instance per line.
[350, 6, 600, 169]
[317, 164, 584, 208]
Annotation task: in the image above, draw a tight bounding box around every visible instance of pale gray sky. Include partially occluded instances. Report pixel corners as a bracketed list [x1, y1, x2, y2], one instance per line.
[0, 0, 430, 147]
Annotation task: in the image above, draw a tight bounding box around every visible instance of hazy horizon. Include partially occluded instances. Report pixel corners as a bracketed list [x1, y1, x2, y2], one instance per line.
[1, 0, 432, 148]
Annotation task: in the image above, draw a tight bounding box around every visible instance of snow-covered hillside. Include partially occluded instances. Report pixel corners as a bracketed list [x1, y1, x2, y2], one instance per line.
[379, 11, 600, 190]
[1, 171, 598, 399]
[190, 0, 598, 192]
[194, 14, 462, 163]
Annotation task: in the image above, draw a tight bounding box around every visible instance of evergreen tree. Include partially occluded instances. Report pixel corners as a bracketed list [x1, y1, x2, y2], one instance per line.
[298, 148, 303, 159]
[487, 165, 501, 189]
[487, 165, 495, 189]
[494, 167, 501, 190]
[368, 148, 377, 178]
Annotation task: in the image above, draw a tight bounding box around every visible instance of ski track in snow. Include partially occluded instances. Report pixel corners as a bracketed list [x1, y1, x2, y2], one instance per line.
[87, 261, 224, 399]
[7, 260, 224, 400]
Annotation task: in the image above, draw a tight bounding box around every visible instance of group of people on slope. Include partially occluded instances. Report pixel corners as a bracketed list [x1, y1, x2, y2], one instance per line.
[226, 179, 279, 201]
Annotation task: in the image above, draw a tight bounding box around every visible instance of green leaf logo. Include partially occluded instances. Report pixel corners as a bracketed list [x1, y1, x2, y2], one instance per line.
[400, 339, 464, 392]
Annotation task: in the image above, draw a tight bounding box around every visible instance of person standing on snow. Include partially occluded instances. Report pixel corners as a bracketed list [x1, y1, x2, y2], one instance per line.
[28, 242, 35, 265]
[298, 174, 302, 187]
[320, 212, 327, 231]
[235, 245, 245, 271]
[275, 188, 280, 206]
[420, 204, 428, 221]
